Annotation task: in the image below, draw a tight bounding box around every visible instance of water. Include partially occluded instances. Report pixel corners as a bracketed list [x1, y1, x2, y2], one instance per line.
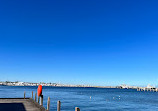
[0, 86, 158, 111]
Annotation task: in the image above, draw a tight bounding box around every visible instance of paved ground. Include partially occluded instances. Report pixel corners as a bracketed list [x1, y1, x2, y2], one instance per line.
[0, 98, 45, 111]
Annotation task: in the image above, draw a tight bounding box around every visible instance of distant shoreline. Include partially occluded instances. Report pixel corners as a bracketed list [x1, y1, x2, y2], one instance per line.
[1, 81, 149, 89]
[0, 84, 118, 88]
[0, 81, 118, 88]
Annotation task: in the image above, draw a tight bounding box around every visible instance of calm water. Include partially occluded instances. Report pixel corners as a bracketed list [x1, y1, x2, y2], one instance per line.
[0, 86, 158, 111]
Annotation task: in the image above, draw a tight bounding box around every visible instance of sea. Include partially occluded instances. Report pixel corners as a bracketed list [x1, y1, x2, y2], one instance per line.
[0, 86, 158, 111]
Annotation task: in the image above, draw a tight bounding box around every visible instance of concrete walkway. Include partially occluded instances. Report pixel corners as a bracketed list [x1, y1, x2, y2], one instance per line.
[0, 98, 46, 111]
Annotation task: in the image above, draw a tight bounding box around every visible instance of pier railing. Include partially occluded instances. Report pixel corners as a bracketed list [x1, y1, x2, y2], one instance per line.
[136, 87, 158, 92]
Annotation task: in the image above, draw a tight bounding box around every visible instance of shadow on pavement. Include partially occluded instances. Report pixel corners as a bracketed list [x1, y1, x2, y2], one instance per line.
[0, 103, 26, 111]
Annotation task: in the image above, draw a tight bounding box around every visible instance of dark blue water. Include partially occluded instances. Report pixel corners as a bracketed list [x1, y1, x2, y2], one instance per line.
[0, 86, 158, 111]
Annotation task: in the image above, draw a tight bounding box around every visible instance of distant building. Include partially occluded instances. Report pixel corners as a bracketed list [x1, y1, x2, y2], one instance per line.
[147, 84, 155, 88]
[120, 84, 129, 89]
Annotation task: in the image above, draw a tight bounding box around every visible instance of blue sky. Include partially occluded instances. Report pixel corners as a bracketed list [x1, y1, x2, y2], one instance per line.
[0, 0, 158, 86]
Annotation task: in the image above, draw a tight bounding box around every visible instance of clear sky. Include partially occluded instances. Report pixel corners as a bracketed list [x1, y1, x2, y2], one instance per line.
[0, 0, 158, 86]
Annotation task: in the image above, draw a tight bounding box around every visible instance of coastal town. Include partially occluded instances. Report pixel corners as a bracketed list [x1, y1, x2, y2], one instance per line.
[0, 81, 120, 88]
[0, 81, 156, 90]
[0, 81, 92, 87]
